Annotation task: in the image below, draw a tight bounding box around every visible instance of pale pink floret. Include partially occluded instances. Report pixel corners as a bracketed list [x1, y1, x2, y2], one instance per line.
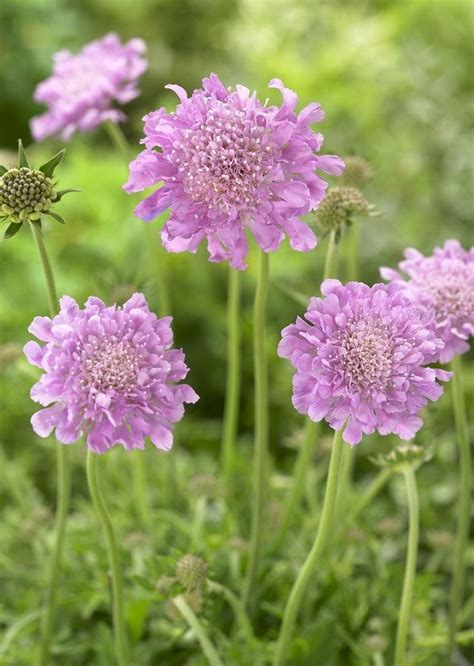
[381, 240, 474, 363]
[24, 293, 198, 454]
[124, 73, 344, 269]
[30, 33, 147, 141]
[278, 280, 451, 446]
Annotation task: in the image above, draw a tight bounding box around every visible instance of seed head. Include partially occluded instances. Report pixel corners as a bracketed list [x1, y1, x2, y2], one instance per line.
[316, 186, 369, 232]
[0, 168, 56, 223]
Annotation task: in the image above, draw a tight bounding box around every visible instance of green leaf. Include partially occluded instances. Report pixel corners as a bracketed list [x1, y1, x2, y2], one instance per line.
[0, 165, 8, 176]
[18, 140, 30, 168]
[39, 149, 65, 178]
[130, 575, 156, 592]
[3, 223, 22, 239]
[55, 188, 81, 201]
[44, 210, 65, 224]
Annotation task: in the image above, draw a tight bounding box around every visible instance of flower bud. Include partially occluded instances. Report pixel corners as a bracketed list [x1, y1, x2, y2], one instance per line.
[175, 555, 207, 590]
[342, 156, 373, 186]
[316, 186, 369, 233]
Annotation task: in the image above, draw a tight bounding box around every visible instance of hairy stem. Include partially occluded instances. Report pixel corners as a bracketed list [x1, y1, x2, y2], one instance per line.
[173, 595, 224, 666]
[221, 268, 242, 486]
[274, 429, 344, 665]
[394, 467, 419, 666]
[243, 251, 270, 608]
[30, 222, 70, 666]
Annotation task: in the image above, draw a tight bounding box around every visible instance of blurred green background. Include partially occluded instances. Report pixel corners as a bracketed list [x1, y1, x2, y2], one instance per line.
[0, 1, 473, 664]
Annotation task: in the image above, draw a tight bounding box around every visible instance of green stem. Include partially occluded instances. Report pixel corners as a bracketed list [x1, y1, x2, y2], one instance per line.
[243, 251, 270, 608]
[144, 224, 171, 317]
[131, 451, 150, 527]
[347, 223, 358, 281]
[448, 355, 471, 663]
[104, 120, 131, 163]
[173, 595, 224, 666]
[394, 467, 419, 666]
[270, 419, 318, 552]
[349, 468, 392, 523]
[222, 268, 242, 486]
[29, 222, 70, 666]
[86, 450, 129, 666]
[207, 580, 254, 642]
[336, 444, 355, 519]
[273, 429, 344, 666]
[29, 222, 58, 318]
[323, 229, 340, 281]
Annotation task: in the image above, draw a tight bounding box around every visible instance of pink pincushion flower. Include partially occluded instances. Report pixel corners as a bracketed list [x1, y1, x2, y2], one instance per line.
[124, 74, 344, 269]
[381, 240, 474, 363]
[30, 33, 147, 141]
[24, 293, 198, 454]
[278, 280, 451, 446]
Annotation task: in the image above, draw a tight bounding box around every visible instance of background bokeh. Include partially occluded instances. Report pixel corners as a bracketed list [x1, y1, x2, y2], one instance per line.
[0, 1, 472, 664]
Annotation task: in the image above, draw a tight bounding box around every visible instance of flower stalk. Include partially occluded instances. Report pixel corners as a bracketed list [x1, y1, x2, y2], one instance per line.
[86, 450, 129, 666]
[394, 466, 419, 666]
[273, 428, 344, 665]
[221, 268, 241, 486]
[448, 354, 471, 662]
[243, 251, 270, 608]
[29, 221, 70, 666]
[173, 595, 224, 666]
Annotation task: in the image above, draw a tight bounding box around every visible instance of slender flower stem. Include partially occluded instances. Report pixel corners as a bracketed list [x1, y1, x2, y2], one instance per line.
[448, 355, 471, 662]
[243, 251, 270, 608]
[323, 229, 340, 281]
[221, 268, 242, 486]
[131, 450, 151, 527]
[29, 222, 58, 319]
[270, 419, 318, 552]
[394, 466, 419, 666]
[274, 429, 344, 666]
[347, 223, 358, 281]
[173, 595, 224, 666]
[104, 120, 130, 164]
[30, 222, 70, 666]
[86, 450, 129, 666]
[348, 468, 392, 523]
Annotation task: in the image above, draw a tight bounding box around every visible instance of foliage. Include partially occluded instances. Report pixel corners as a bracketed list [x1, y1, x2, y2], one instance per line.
[0, 0, 473, 664]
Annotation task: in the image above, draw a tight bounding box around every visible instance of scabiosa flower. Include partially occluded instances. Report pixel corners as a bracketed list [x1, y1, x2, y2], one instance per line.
[30, 33, 147, 142]
[124, 74, 344, 269]
[24, 293, 198, 453]
[381, 241, 474, 363]
[278, 279, 451, 446]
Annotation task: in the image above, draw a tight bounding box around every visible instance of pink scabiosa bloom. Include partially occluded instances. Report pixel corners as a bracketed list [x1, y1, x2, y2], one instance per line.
[24, 293, 198, 453]
[30, 33, 147, 141]
[124, 73, 344, 269]
[381, 240, 474, 363]
[278, 279, 451, 446]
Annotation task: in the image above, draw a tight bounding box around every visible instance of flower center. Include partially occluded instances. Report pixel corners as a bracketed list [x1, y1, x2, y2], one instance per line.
[340, 319, 393, 393]
[0, 168, 56, 222]
[171, 99, 273, 215]
[418, 263, 474, 325]
[80, 339, 139, 396]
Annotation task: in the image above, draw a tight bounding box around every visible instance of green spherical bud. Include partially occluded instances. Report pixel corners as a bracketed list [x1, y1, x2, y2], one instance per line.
[0, 167, 56, 224]
[316, 186, 369, 232]
[155, 575, 177, 595]
[175, 555, 207, 590]
[342, 156, 373, 186]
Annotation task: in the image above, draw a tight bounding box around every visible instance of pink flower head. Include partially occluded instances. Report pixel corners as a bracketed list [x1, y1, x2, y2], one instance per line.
[124, 73, 344, 269]
[381, 240, 474, 363]
[30, 33, 147, 141]
[24, 293, 198, 454]
[278, 280, 451, 446]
